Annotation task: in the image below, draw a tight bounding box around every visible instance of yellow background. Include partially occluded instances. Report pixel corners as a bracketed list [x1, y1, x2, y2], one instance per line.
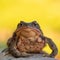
[0, 0, 60, 59]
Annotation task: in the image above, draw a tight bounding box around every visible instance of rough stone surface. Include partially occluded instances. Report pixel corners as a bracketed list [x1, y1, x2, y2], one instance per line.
[0, 50, 56, 60]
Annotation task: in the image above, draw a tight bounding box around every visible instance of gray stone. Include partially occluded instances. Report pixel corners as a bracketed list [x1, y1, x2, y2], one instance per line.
[0, 51, 57, 60]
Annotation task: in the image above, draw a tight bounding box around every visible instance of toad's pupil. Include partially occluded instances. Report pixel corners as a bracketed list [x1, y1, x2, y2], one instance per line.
[32, 23, 37, 26]
[20, 23, 24, 26]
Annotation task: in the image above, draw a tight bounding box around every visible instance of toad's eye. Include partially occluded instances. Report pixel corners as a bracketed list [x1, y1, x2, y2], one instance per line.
[17, 23, 24, 28]
[20, 23, 24, 26]
[32, 23, 37, 26]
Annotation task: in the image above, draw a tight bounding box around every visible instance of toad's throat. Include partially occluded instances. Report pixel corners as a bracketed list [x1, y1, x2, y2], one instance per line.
[16, 26, 41, 38]
[20, 29, 36, 38]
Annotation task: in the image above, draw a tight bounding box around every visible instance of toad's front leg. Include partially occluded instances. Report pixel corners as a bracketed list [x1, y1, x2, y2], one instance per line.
[39, 36, 58, 58]
[45, 37, 58, 58]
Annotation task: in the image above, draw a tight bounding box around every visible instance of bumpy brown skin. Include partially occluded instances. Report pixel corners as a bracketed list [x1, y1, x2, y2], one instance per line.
[7, 21, 58, 58]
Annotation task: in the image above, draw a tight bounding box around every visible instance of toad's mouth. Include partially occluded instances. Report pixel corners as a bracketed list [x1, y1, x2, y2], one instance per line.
[16, 26, 41, 38]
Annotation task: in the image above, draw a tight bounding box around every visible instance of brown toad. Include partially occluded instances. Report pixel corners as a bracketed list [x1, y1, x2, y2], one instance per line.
[2, 21, 58, 58]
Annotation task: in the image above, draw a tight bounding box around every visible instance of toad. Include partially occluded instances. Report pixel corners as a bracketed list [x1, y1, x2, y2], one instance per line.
[2, 21, 58, 58]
